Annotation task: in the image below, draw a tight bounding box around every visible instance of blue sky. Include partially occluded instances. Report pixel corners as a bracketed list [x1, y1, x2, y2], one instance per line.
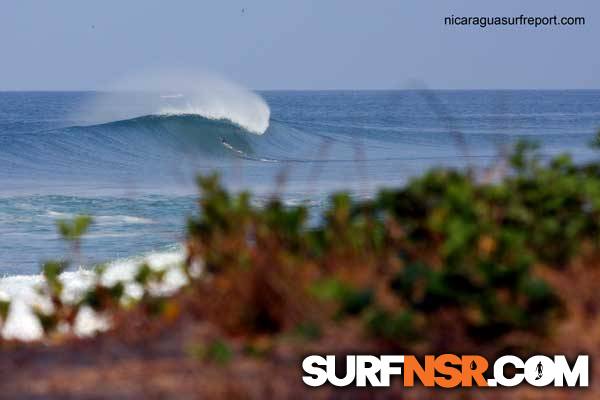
[0, 0, 598, 90]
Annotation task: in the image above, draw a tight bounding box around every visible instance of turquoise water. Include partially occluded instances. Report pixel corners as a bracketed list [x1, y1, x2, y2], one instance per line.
[1, 90, 599, 274]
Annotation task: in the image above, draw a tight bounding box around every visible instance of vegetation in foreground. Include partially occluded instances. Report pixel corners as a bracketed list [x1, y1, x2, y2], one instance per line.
[1, 142, 600, 398]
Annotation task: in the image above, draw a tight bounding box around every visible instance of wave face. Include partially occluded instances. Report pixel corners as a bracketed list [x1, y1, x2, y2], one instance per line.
[0, 79, 278, 189]
[0, 76, 275, 194]
[0, 113, 319, 186]
[0, 80, 333, 192]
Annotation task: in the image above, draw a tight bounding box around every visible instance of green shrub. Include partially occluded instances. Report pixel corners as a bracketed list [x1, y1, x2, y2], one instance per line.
[32, 141, 600, 352]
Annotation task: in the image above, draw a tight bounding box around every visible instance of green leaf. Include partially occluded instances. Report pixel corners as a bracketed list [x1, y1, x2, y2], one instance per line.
[57, 215, 93, 241]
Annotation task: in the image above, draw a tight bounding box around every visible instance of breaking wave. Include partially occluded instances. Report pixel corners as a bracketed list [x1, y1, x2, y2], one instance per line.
[78, 72, 271, 135]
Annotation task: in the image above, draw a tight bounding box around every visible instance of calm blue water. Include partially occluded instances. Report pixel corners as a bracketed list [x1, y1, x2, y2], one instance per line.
[1, 90, 599, 274]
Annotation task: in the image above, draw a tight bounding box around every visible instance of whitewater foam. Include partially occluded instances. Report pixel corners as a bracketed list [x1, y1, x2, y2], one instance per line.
[0, 247, 189, 341]
[47, 211, 154, 225]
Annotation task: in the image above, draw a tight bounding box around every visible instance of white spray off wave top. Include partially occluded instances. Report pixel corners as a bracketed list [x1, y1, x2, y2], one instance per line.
[159, 83, 271, 134]
[80, 70, 271, 134]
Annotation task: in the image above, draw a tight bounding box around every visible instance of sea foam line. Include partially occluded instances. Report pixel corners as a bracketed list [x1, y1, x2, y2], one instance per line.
[0, 247, 191, 341]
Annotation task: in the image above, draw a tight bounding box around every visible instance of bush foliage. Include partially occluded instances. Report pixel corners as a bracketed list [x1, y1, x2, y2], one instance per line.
[3, 142, 600, 355]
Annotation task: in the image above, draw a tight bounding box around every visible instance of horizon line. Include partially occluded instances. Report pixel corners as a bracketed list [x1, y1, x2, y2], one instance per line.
[1, 88, 600, 92]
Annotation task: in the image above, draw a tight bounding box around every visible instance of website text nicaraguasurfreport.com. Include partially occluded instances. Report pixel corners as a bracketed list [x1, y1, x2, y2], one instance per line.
[444, 14, 585, 28]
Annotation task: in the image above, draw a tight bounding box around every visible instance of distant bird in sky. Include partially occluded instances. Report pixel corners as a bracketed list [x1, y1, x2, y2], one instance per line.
[241, 8, 245, 15]
[91, 25, 95, 29]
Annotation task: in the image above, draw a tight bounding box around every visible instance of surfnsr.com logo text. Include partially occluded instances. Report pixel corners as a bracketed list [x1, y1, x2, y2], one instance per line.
[302, 354, 589, 388]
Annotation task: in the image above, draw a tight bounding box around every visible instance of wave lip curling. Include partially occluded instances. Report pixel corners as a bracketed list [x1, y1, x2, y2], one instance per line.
[158, 89, 270, 135]
[77, 70, 271, 135]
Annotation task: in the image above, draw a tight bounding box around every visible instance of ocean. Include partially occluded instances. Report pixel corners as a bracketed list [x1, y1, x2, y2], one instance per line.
[1, 89, 599, 278]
